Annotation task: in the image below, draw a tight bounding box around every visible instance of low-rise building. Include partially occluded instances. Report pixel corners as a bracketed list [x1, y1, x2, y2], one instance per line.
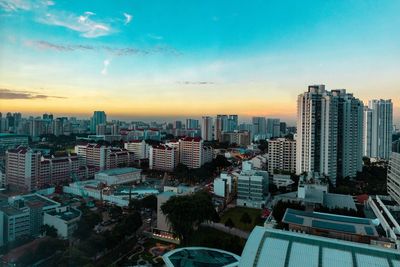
[43, 206, 81, 239]
[213, 173, 234, 198]
[237, 161, 269, 209]
[95, 167, 141, 185]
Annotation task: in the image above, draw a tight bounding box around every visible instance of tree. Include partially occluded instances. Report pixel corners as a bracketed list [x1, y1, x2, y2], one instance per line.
[41, 224, 58, 238]
[224, 218, 235, 228]
[240, 212, 252, 224]
[161, 191, 219, 244]
[141, 194, 157, 211]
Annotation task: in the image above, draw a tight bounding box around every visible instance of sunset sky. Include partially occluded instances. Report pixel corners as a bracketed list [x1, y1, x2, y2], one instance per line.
[0, 0, 399, 124]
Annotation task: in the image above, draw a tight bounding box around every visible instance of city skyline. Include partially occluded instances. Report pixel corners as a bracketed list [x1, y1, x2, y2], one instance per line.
[1, 1, 400, 122]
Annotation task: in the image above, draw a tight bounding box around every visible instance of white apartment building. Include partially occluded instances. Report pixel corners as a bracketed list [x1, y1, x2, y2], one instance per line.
[5, 147, 41, 192]
[149, 144, 179, 171]
[363, 99, 393, 160]
[124, 140, 149, 160]
[237, 161, 269, 209]
[296, 85, 363, 186]
[388, 152, 400, 205]
[268, 138, 296, 174]
[179, 137, 212, 169]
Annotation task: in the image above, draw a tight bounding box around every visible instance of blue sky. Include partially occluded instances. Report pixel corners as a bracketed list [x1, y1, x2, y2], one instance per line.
[0, 0, 399, 124]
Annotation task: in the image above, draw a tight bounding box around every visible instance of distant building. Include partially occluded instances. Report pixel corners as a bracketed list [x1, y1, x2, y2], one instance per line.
[268, 138, 296, 174]
[124, 140, 149, 160]
[221, 131, 251, 146]
[75, 144, 134, 171]
[252, 117, 267, 140]
[267, 118, 281, 138]
[186, 118, 199, 129]
[95, 167, 141, 185]
[201, 116, 213, 141]
[90, 111, 106, 133]
[363, 99, 393, 160]
[388, 152, 400, 205]
[0, 133, 29, 157]
[237, 161, 269, 209]
[179, 137, 213, 169]
[38, 153, 80, 188]
[149, 144, 179, 171]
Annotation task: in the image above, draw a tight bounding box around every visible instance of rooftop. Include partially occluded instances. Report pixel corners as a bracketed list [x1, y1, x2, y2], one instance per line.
[240, 226, 400, 267]
[47, 207, 81, 221]
[97, 167, 141, 176]
[283, 209, 378, 236]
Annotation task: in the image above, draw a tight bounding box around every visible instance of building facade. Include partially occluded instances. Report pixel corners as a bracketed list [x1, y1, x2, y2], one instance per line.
[237, 161, 269, 208]
[363, 99, 393, 160]
[296, 85, 364, 186]
[201, 116, 213, 141]
[149, 144, 179, 171]
[268, 138, 296, 174]
[388, 152, 400, 205]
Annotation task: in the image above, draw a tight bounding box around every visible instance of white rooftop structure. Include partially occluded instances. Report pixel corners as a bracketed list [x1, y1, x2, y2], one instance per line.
[240, 226, 400, 267]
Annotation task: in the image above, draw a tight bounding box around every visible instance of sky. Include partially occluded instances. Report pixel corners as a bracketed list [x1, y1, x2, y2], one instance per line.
[0, 0, 399, 124]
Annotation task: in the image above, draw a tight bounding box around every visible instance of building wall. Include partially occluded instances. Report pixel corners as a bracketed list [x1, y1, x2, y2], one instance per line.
[388, 152, 400, 205]
[268, 138, 296, 174]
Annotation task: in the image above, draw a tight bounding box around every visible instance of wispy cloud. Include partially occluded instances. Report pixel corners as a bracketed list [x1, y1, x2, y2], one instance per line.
[147, 33, 163, 40]
[123, 12, 132, 25]
[25, 39, 182, 56]
[0, 89, 66, 99]
[39, 11, 112, 38]
[177, 81, 215, 85]
[0, 0, 52, 12]
[25, 40, 94, 51]
[101, 59, 111, 75]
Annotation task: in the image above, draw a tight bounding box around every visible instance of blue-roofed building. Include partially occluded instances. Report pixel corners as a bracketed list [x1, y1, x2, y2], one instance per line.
[282, 209, 378, 244]
[239, 226, 400, 267]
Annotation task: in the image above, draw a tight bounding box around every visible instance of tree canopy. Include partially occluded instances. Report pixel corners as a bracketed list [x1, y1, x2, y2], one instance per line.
[161, 191, 219, 244]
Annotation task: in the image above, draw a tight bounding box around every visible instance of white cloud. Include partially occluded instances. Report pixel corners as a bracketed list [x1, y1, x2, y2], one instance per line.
[123, 12, 132, 25]
[101, 59, 111, 75]
[0, 0, 31, 11]
[40, 11, 112, 38]
[0, 0, 53, 12]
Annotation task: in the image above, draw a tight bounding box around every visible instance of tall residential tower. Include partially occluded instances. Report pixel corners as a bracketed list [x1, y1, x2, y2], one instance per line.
[296, 85, 364, 186]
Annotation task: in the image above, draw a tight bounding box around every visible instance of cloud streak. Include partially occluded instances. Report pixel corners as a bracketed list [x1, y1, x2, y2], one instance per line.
[177, 81, 215, 85]
[25, 39, 182, 56]
[0, 89, 66, 99]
